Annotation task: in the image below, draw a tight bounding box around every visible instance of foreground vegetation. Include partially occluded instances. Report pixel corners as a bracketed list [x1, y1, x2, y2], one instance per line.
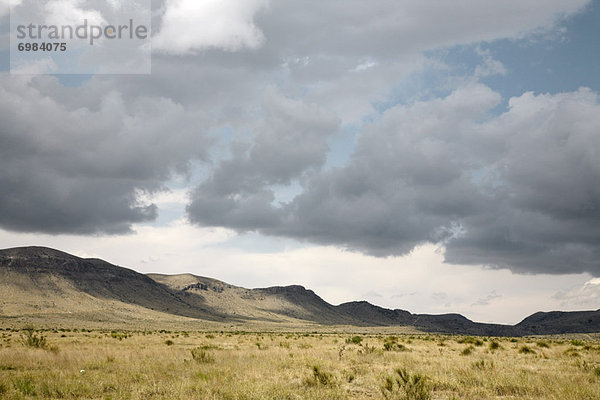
[0, 327, 599, 399]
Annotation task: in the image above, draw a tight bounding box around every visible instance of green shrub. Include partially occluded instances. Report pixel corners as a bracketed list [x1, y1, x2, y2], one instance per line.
[570, 339, 585, 347]
[382, 368, 431, 400]
[346, 336, 363, 345]
[384, 336, 409, 352]
[518, 345, 535, 354]
[458, 336, 483, 346]
[191, 347, 214, 363]
[110, 331, 127, 341]
[21, 327, 48, 349]
[311, 365, 335, 386]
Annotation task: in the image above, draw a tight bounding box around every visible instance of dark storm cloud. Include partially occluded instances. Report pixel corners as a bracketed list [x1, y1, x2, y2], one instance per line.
[0, 75, 210, 234]
[188, 85, 600, 275]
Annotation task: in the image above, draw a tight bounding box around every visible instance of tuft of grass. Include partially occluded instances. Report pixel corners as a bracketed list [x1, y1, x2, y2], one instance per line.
[536, 340, 550, 348]
[472, 359, 494, 370]
[570, 339, 585, 347]
[165, 339, 174, 346]
[15, 377, 36, 396]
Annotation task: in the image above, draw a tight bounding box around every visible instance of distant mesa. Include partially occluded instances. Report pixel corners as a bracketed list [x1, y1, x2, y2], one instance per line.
[1, 246, 599, 335]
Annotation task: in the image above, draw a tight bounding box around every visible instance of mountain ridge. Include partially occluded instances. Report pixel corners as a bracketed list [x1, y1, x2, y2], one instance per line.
[1, 246, 599, 335]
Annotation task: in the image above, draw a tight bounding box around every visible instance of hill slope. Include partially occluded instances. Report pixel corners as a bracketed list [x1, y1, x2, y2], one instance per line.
[1, 246, 599, 335]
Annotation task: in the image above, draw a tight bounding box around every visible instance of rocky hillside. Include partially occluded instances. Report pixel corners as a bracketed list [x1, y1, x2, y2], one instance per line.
[1, 246, 599, 335]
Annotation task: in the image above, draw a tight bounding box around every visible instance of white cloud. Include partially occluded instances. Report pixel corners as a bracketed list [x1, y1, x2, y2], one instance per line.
[153, 0, 269, 54]
[554, 278, 600, 308]
[10, 57, 58, 74]
[0, 0, 20, 18]
[44, 0, 106, 27]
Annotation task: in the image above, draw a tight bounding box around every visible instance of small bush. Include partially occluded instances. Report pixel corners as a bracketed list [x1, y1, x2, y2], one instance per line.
[110, 331, 127, 341]
[489, 341, 501, 351]
[382, 368, 431, 400]
[310, 366, 335, 386]
[564, 347, 581, 357]
[570, 339, 585, 347]
[191, 347, 214, 363]
[362, 344, 377, 354]
[536, 341, 550, 348]
[458, 336, 483, 346]
[518, 345, 535, 354]
[384, 336, 409, 352]
[461, 346, 475, 356]
[346, 336, 363, 345]
[165, 340, 174, 346]
[21, 327, 47, 349]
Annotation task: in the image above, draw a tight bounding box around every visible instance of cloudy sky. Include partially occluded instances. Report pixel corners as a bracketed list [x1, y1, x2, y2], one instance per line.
[1, 0, 600, 324]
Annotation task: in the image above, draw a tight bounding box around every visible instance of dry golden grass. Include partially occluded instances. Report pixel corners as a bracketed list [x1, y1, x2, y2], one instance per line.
[0, 327, 599, 399]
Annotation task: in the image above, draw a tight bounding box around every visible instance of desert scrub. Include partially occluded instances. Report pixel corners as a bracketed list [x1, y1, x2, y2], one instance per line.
[346, 335, 363, 345]
[20, 327, 48, 350]
[488, 340, 501, 351]
[518, 345, 535, 354]
[384, 336, 409, 352]
[458, 336, 483, 346]
[382, 368, 431, 400]
[191, 346, 214, 363]
[307, 365, 335, 386]
[460, 346, 475, 356]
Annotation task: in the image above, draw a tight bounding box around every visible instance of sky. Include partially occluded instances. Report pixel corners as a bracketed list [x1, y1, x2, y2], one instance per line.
[1, 0, 600, 325]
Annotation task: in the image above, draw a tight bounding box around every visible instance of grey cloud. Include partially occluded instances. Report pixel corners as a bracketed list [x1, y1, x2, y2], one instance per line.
[2, 0, 597, 276]
[0, 76, 210, 234]
[187, 89, 340, 231]
[258, 0, 589, 58]
[188, 85, 600, 275]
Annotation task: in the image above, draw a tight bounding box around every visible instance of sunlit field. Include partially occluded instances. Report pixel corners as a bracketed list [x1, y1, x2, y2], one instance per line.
[0, 327, 599, 399]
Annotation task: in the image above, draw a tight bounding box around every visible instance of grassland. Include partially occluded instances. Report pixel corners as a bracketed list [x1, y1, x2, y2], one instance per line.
[0, 327, 599, 399]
